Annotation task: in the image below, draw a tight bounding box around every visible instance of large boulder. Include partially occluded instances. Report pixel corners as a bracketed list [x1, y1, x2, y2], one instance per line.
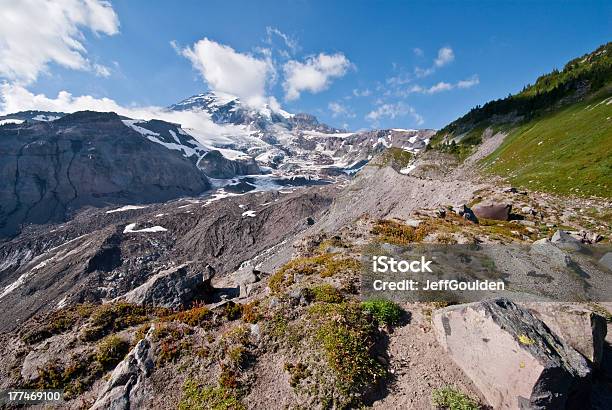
[472, 203, 512, 221]
[432, 298, 591, 409]
[525, 303, 607, 367]
[117, 262, 212, 308]
[91, 331, 155, 410]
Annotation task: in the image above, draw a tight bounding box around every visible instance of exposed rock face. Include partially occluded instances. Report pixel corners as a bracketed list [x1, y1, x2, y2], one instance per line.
[0, 111, 210, 237]
[91, 332, 155, 410]
[472, 202, 512, 221]
[197, 150, 261, 178]
[117, 262, 213, 309]
[525, 303, 607, 367]
[432, 298, 591, 409]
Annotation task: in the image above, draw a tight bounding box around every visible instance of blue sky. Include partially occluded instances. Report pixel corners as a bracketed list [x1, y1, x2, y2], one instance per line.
[1, 0, 610, 130]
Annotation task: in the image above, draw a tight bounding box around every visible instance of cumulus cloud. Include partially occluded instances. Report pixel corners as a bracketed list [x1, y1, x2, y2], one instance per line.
[0, 83, 250, 145]
[328, 101, 355, 118]
[178, 38, 275, 107]
[0, 0, 119, 84]
[283, 53, 352, 101]
[365, 102, 424, 125]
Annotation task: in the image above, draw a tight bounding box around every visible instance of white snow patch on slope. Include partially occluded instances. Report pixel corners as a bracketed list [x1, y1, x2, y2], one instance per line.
[0, 119, 24, 125]
[241, 210, 256, 218]
[106, 205, 149, 214]
[123, 223, 168, 233]
[0, 272, 33, 299]
[399, 164, 417, 175]
[122, 119, 160, 136]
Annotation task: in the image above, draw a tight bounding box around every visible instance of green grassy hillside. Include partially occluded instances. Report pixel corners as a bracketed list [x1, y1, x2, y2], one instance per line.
[481, 94, 612, 198]
[430, 42, 612, 198]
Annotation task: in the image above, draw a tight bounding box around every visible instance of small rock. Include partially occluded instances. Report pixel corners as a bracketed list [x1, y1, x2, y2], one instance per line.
[551, 230, 583, 251]
[435, 208, 446, 218]
[405, 218, 422, 228]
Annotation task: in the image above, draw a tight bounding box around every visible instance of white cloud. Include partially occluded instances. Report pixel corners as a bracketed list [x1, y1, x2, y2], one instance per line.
[265, 27, 299, 55]
[426, 81, 453, 94]
[406, 75, 479, 95]
[93, 63, 111, 77]
[283, 53, 352, 101]
[434, 47, 455, 67]
[413, 47, 424, 57]
[328, 101, 355, 118]
[414, 46, 455, 78]
[0, 83, 251, 145]
[366, 102, 424, 125]
[457, 75, 480, 89]
[179, 38, 275, 107]
[0, 0, 119, 84]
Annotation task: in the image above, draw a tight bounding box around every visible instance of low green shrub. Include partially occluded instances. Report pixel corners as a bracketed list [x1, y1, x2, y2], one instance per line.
[432, 386, 481, 410]
[361, 299, 403, 326]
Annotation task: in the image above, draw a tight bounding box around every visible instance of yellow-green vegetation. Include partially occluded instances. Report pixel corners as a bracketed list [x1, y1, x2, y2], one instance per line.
[361, 299, 403, 326]
[481, 96, 612, 198]
[81, 302, 152, 341]
[432, 386, 481, 410]
[307, 284, 344, 303]
[518, 334, 535, 345]
[477, 218, 535, 241]
[309, 302, 385, 406]
[179, 379, 245, 410]
[588, 303, 612, 323]
[284, 362, 310, 388]
[95, 335, 129, 369]
[317, 236, 348, 253]
[369, 147, 413, 170]
[371, 219, 432, 245]
[21, 304, 96, 344]
[269, 253, 360, 294]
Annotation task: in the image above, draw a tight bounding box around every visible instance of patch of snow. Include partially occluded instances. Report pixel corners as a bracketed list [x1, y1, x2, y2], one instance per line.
[242, 210, 256, 218]
[399, 164, 417, 175]
[123, 223, 168, 233]
[106, 205, 148, 214]
[0, 272, 33, 299]
[0, 119, 24, 125]
[122, 119, 160, 136]
[56, 296, 68, 310]
[33, 114, 61, 121]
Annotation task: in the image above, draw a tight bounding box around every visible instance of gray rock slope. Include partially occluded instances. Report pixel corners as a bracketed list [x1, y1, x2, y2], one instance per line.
[0, 111, 211, 237]
[0, 185, 335, 332]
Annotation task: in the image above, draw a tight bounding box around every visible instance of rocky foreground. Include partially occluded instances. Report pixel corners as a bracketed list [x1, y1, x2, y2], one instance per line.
[0, 136, 611, 409]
